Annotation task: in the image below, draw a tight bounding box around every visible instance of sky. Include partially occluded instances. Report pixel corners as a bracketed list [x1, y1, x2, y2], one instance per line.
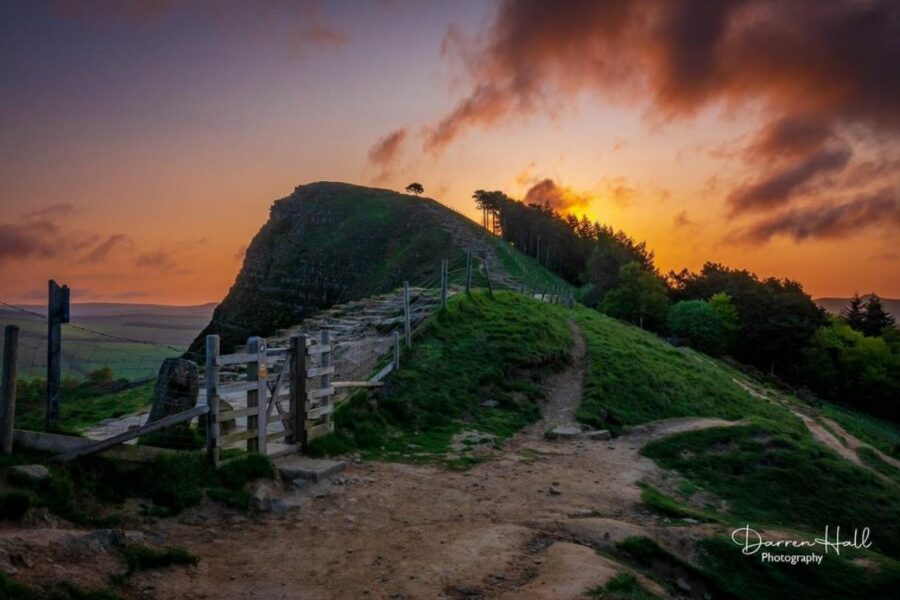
[1, 0, 898, 305]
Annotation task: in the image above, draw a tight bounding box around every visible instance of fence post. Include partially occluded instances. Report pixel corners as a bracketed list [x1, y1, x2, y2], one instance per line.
[403, 281, 411, 347]
[46, 279, 69, 431]
[205, 334, 220, 467]
[320, 330, 332, 423]
[246, 337, 260, 453]
[465, 248, 472, 293]
[484, 262, 494, 296]
[392, 331, 400, 370]
[440, 259, 448, 310]
[291, 335, 307, 448]
[1, 325, 19, 455]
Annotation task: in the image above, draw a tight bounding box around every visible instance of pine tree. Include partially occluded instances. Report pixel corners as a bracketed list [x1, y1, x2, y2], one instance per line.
[841, 293, 865, 332]
[861, 294, 896, 337]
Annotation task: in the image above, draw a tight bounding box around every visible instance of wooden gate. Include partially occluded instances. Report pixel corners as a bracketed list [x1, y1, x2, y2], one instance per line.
[205, 332, 335, 466]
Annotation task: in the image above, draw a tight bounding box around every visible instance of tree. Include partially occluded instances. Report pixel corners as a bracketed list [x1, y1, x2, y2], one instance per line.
[405, 182, 424, 195]
[668, 262, 827, 375]
[668, 300, 725, 355]
[861, 295, 896, 337]
[841, 293, 865, 332]
[709, 292, 739, 354]
[600, 261, 669, 331]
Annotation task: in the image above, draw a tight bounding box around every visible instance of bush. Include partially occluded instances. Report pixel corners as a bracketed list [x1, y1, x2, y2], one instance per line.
[121, 544, 197, 574]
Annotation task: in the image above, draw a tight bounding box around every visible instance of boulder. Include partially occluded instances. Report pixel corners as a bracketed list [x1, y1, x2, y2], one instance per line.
[10, 464, 50, 482]
[587, 429, 611, 441]
[547, 425, 581, 440]
[144, 358, 199, 443]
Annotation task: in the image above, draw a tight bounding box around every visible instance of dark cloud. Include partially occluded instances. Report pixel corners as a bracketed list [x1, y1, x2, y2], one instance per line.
[523, 179, 592, 214]
[24, 203, 77, 220]
[368, 128, 407, 167]
[424, 0, 900, 239]
[136, 249, 176, 271]
[727, 148, 852, 213]
[737, 190, 900, 243]
[83, 234, 133, 263]
[674, 211, 697, 228]
[743, 116, 835, 163]
[0, 217, 95, 263]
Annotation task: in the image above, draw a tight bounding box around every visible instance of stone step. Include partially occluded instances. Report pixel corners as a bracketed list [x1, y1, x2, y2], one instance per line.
[276, 457, 346, 482]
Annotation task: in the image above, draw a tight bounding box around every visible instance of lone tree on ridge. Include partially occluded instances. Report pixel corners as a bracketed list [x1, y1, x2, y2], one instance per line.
[405, 182, 424, 195]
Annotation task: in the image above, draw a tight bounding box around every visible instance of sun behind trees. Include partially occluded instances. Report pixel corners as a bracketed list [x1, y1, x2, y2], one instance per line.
[470, 188, 900, 424]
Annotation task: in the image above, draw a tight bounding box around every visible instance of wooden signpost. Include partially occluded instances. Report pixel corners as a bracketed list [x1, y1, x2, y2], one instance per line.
[46, 280, 69, 431]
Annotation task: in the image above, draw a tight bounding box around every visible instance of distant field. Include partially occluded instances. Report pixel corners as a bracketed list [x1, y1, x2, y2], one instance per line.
[0, 303, 215, 381]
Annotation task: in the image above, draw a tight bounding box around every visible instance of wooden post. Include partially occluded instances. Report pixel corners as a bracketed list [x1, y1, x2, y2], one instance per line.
[465, 248, 472, 293]
[46, 279, 69, 431]
[246, 337, 260, 453]
[291, 335, 307, 448]
[320, 330, 332, 424]
[484, 262, 494, 296]
[392, 331, 400, 370]
[540, 288, 546, 301]
[520, 279, 526, 294]
[205, 334, 220, 466]
[440, 259, 448, 310]
[403, 281, 411, 347]
[1, 325, 19, 455]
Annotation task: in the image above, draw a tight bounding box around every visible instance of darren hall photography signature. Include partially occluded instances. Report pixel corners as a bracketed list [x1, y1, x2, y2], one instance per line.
[731, 526, 872, 565]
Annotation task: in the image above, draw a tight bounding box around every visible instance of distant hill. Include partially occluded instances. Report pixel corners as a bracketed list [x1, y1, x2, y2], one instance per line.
[816, 295, 900, 320]
[190, 181, 565, 355]
[0, 302, 215, 380]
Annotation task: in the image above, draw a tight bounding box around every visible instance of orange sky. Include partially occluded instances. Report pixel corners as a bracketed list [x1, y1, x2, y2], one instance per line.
[1, 1, 897, 304]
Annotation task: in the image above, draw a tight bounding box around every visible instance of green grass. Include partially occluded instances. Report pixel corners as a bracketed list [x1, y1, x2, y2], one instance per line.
[309, 291, 572, 460]
[587, 573, 660, 599]
[697, 536, 900, 600]
[490, 236, 571, 292]
[641, 422, 900, 558]
[856, 446, 900, 481]
[16, 381, 154, 434]
[638, 482, 725, 524]
[822, 403, 900, 460]
[0, 451, 275, 523]
[572, 306, 790, 432]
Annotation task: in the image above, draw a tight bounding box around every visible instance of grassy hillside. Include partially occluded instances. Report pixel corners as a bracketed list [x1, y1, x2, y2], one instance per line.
[190, 182, 564, 355]
[572, 306, 792, 432]
[311, 291, 572, 463]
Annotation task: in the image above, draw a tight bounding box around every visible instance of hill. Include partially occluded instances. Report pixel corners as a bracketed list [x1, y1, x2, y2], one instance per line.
[816, 295, 900, 320]
[189, 182, 567, 354]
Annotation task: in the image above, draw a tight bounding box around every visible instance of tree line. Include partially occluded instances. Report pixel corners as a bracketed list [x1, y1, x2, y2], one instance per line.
[469, 189, 899, 423]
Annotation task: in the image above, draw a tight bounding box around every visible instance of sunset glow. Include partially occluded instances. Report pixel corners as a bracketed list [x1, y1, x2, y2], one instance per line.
[1, 0, 897, 304]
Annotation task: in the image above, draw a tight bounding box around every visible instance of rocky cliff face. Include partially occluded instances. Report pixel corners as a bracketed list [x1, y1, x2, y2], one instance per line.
[189, 182, 495, 355]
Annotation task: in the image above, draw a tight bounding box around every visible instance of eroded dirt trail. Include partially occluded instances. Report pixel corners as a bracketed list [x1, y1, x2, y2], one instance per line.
[120, 326, 735, 599]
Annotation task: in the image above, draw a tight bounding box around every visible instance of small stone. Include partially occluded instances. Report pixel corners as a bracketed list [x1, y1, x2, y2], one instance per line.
[676, 578, 692, 593]
[548, 425, 581, 439]
[607, 444, 615, 450]
[269, 498, 288, 514]
[682, 518, 699, 524]
[587, 430, 611, 441]
[10, 464, 50, 481]
[481, 399, 499, 408]
[548, 486, 562, 496]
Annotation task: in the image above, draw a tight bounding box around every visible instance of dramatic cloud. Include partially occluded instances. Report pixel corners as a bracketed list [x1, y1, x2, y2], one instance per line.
[425, 0, 900, 240]
[83, 233, 133, 263]
[727, 148, 852, 213]
[523, 179, 593, 214]
[737, 190, 900, 243]
[368, 128, 407, 167]
[0, 210, 95, 263]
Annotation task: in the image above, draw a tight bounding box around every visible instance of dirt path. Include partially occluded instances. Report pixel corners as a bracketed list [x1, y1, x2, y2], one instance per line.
[10, 325, 740, 599]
